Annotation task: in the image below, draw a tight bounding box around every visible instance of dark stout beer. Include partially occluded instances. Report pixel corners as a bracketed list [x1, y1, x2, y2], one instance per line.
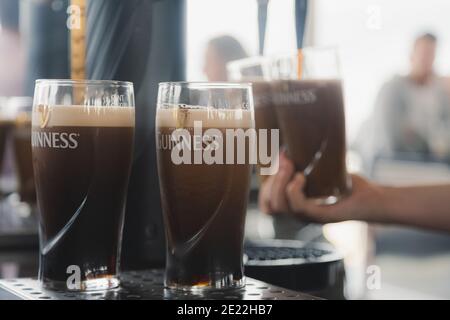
[156, 107, 253, 289]
[252, 81, 282, 182]
[32, 105, 134, 288]
[273, 79, 350, 203]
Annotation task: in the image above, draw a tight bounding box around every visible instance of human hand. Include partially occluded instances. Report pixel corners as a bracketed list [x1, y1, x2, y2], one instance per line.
[258, 152, 384, 224]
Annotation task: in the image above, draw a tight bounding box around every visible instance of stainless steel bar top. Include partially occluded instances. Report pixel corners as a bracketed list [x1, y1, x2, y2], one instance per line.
[0, 269, 319, 300]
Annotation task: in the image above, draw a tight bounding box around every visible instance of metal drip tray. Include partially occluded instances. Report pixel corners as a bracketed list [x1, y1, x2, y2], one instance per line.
[0, 269, 317, 300]
[244, 240, 345, 299]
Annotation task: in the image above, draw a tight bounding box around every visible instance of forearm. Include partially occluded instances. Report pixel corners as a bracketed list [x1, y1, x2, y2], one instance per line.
[374, 184, 450, 232]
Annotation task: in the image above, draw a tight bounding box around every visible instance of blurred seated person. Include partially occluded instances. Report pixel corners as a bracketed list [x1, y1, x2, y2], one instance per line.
[203, 35, 248, 81]
[357, 33, 450, 164]
[0, 0, 24, 96]
[259, 152, 450, 233]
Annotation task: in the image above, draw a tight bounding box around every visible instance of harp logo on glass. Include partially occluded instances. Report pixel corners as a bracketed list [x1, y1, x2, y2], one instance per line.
[156, 122, 280, 176]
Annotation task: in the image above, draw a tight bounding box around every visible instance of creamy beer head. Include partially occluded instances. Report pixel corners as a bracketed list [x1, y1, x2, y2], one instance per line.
[156, 106, 254, 129]
[32, 105, 135, 128]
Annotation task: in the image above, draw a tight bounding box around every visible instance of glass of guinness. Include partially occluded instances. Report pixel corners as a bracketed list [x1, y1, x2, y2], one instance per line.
[156, 82, 255, 292]
[271, 48, 351, 205]
[32, 80, 135, 291]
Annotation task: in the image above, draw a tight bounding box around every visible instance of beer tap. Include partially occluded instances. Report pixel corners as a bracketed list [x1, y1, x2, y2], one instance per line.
[295, 0, 308, 79]
[257, 0, 269, 56]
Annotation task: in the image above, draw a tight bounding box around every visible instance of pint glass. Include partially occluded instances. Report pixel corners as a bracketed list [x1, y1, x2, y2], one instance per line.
[271, 48, 351, 204]
[156, 82, 254, 291]
[32, 80, 135, 291]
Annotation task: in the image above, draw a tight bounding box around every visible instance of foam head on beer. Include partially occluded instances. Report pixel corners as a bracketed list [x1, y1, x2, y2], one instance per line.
[32, 105, 134, 149]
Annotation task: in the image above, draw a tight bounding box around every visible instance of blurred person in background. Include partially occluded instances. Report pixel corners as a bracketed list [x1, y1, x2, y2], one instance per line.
[259, 152, 450, 233]
[0, 0, 25, 96]
[203, 35, 248, 81]
[355, 33, 450, 167]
